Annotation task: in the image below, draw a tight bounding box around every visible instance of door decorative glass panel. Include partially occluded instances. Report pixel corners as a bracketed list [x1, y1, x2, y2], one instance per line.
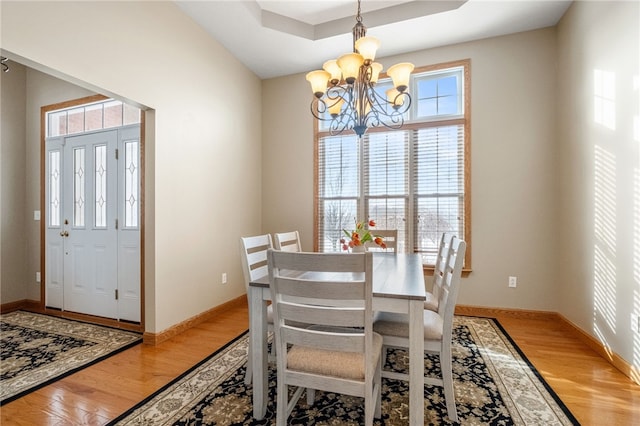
[124, 140, 139, 228]
[49, 150, 61, 227]
[95, 144, 107, 228]
[73, 147, 86, 227]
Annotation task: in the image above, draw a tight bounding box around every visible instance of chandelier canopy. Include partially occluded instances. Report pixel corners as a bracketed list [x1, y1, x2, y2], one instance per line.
[306, 0, 414, 138]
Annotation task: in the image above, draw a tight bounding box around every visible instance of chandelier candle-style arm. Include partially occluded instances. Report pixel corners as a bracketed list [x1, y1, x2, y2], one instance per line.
[305, 0, 414, 137]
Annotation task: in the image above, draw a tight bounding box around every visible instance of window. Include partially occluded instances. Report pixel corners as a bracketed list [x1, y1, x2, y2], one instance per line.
[315, 60, 470, 268]
[47, 99, 141, 137]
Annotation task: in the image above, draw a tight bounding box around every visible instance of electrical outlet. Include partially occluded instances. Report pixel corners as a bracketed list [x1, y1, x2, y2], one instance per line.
[508, 276, 517, 288]
[36, 272, 41, 283]
[222, 273, 227, 284]
[632, 314, 639, 333]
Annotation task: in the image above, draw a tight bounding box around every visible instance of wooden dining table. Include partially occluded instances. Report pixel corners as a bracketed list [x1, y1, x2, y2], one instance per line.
[248, 252, 427, 425]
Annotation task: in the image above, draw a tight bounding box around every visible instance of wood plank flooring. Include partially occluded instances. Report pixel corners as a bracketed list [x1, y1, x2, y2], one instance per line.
[1, 302, 639, 425]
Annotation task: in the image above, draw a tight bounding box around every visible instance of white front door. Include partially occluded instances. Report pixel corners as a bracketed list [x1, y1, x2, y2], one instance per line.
[45, 126, 140, 321]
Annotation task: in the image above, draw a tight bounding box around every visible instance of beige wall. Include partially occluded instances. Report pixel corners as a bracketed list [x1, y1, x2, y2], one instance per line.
[263, 27, 561, 312]
[2, 0, 637, 372]
[261, 73, 316, 250]
[557, 1, 639, 367]
[1, 1, 262, 332]
[0, 62, 28, 303]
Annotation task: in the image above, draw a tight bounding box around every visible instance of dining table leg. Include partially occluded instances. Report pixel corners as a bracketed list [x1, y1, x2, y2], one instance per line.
[408, 298, 425, 426]
[250, 287, 268, 420]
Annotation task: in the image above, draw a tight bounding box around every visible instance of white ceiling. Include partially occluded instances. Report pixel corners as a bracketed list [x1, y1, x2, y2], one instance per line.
[175, 0, 572, 79]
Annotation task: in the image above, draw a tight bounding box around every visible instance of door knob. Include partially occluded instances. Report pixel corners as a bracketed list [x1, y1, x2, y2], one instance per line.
[60, 231, 69, 237]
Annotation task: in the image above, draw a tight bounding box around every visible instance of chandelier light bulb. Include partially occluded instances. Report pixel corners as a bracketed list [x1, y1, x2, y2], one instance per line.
[328, 98, 345, 117]
[354, 36, 380, 64]
[337, 53, 364, 84]
[387, 62, 415, 93]
[306, 70, 331, 98]
[386, 88, 404, 109]
[323, 60, 342, 85]
[370, 62, 383, 84]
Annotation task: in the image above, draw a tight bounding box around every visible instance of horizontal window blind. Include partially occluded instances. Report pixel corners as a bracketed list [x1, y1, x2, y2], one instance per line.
[413, 124, 465, 264]
[317, 134, 359, 252]
[364, 131, 409, 252]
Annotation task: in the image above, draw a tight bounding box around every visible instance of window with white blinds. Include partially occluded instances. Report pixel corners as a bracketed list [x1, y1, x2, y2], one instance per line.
[315, 60, 470, 267]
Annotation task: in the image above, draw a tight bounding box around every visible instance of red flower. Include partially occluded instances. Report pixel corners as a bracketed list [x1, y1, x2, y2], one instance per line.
[341, 218, 386, 251]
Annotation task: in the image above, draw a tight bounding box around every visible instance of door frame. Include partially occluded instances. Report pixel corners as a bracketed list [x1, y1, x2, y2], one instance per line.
[39, 94, 145, 333]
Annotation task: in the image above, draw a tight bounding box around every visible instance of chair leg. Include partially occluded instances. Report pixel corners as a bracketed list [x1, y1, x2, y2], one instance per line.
[267, 328, 278, 365]
[364, 392, 374, 426]
[381, 346, 388, 367]
[276, 380, 288, 426]
[375, 355, 382, 419]
[441, 346, 458, 422]
[244, 337, 253, 385]
[306, 388, 315, 405]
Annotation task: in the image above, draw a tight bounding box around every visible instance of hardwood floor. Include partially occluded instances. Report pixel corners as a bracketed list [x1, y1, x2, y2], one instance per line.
[1, 302, 639, 425]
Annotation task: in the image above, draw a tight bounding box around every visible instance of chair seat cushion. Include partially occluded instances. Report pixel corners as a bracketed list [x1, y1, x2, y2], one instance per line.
[373, 309, 443, 340]
[424, 291, 439, 312]
[287, 332, 383, 380]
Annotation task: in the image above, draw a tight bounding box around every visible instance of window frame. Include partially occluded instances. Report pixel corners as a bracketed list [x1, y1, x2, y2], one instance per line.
[313, 59, 471, 272]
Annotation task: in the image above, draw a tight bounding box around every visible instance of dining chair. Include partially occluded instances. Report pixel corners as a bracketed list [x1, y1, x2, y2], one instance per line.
[273, 230, 302, 252]
[239, 234, 276, 385]
[424, 232, 455, 312]
[267, 249, 383, 426]
[373, 236, 466, 422]
[365, 229, 398, 252]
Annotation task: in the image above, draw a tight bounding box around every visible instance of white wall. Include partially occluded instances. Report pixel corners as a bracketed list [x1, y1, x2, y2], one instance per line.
[263, 28, 561, 312]
[1, 1, 262, 332]
[557, 1, 639, 368]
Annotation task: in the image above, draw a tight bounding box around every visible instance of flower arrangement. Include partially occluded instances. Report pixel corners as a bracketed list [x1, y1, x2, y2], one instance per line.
[340, 219, 387, 251]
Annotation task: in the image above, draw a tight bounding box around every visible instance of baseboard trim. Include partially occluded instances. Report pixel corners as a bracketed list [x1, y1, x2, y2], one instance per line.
[1, 299, 42, 314]
[455, 305, 559, 321]
[456, 305, 639, 386]
[0, 299, 29, 314]
[556, 313, 640, 385]
[143, 295, 246, 346]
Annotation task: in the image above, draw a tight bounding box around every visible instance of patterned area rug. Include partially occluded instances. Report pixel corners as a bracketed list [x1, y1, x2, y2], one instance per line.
[109, 316, 579, 425]
[0, 310, 142, 405]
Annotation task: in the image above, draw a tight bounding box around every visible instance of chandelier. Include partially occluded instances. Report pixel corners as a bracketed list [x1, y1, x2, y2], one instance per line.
[306, 0, 414, 138]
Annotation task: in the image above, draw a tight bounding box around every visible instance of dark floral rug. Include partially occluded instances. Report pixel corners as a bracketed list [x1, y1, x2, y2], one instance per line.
[109, 316, 579, 425]
[0, 310, 142, 405]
